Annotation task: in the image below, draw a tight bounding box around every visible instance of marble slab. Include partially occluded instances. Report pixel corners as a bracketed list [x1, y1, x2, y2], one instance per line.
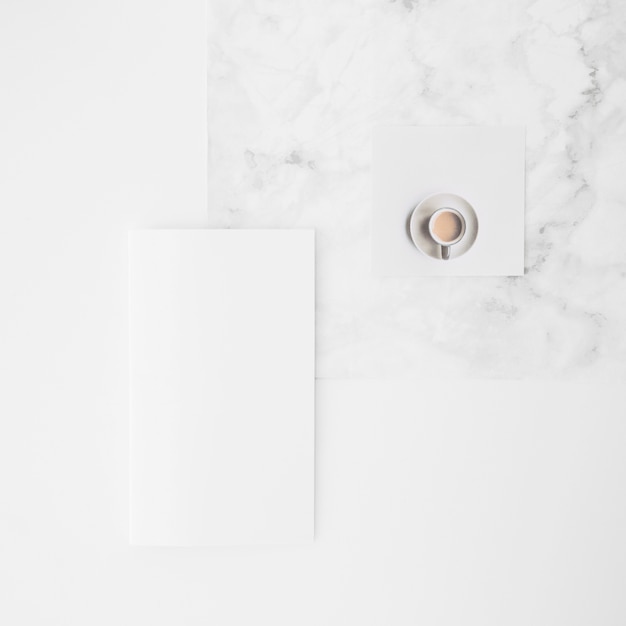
[206, 0, 626, 380]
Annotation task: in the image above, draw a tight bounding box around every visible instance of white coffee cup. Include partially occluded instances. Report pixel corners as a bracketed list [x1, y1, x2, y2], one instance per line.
[428, 207, 466, 260]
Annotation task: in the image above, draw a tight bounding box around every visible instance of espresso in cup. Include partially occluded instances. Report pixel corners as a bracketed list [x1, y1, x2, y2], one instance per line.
[428, 208, 466, 260]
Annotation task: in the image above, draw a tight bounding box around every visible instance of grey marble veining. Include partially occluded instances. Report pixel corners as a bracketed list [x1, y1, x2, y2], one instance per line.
[206, 0, 626, 379]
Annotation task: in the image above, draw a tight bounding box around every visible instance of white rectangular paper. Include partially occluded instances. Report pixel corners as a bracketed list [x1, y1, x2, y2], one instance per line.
[372, 126, 525, 276]
[129, 229, 315, 546]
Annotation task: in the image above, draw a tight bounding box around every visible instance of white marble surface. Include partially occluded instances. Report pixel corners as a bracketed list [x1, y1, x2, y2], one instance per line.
[206, 0, 626, 379]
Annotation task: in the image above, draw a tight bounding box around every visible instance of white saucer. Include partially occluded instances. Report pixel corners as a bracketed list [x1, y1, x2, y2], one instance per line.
[409, 192, 479, 261]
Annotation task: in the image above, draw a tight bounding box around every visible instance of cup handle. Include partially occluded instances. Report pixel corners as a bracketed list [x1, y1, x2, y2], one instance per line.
[441, 245, 450, 260]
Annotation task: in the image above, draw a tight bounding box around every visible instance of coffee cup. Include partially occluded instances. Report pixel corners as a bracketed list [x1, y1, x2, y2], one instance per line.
[428, 207, 466, 260]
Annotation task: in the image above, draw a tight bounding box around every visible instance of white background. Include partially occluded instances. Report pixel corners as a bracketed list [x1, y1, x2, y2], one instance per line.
[2, 374, 626, 624]
[0, 0, 207, 622]
[1, 1, 626, 624]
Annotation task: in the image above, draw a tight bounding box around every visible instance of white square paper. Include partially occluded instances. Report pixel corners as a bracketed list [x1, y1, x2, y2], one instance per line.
[129, 230, 315, 546]
[372, 126, 525, 276]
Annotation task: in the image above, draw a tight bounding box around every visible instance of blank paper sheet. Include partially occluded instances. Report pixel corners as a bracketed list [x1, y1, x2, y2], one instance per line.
[129, 230, 315, 546]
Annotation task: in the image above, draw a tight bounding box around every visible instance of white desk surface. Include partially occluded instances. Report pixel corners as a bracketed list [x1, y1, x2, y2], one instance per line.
[2, 0, 626, 624]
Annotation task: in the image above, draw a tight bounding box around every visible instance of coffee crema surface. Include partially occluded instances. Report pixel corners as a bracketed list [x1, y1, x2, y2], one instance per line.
[432, 211, 463, 242]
